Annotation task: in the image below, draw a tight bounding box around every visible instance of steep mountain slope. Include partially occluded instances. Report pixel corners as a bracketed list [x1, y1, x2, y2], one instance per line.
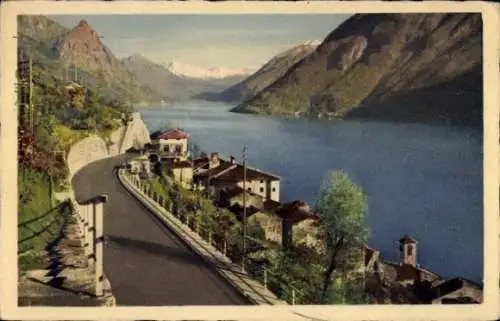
[233, 14, 482, 127]
[18, 15, 164, 104]
[122, 55, 246, 100]
[53, 19, 163, 103]
[18, 15, 69, 44]
[205, 40, 321, 103]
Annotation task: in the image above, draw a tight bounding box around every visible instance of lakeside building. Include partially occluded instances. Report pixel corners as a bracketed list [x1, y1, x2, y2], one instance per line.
[128, 154, 151, 175]
[363, 236, 483, 304]
[149, 128, 189, 161]
[139, 128, 483, 304]
[193, 153, 281, 203]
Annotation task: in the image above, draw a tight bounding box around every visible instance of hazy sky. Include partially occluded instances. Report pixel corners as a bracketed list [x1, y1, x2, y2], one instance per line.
[48, 14, 351, 69]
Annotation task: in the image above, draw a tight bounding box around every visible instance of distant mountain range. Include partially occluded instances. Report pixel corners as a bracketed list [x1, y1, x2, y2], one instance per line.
[121, 55, 246, 101]
[18, 14, 482, 127]
[17, 15, 247, 104]
[230, 13, 482, 127]
[197, 40, 322, 103]
[166, 61, 256, 80]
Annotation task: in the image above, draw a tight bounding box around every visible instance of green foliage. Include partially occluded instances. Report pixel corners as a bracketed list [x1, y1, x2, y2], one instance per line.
[18, 168, 68, 271]
[316, 170, 368, 252]
[315, 170, 368, 303]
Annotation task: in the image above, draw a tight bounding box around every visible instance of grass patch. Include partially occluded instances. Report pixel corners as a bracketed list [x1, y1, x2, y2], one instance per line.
[18, 168, 71, 272]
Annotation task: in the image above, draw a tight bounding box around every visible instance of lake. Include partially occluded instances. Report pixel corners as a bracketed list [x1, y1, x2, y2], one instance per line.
[138, 99, 483, 284]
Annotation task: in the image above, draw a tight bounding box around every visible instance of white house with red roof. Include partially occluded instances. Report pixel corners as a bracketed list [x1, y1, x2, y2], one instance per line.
[150, 128, 189, 161]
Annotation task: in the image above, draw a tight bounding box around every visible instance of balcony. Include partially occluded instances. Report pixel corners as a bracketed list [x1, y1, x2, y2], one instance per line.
[159, 151, 188, 159]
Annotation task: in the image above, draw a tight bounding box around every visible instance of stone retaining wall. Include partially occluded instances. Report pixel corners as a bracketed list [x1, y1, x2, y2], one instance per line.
[67, 135, 108, 182]
[67, 112, 151, 181]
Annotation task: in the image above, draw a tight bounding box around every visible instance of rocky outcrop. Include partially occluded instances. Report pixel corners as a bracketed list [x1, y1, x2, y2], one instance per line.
[55, 20, 127, 81]
[326, 35, 367, 73]
[119, 112, 151, 154]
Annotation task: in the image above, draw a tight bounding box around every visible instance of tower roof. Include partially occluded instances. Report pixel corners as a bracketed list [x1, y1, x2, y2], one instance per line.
[399, 235, 417, 244]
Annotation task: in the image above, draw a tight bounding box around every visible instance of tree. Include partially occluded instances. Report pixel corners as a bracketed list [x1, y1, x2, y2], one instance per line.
[315, 170, 368, 304]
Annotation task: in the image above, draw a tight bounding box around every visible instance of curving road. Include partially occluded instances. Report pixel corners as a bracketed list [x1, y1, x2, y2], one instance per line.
[72, 154, 251, 306]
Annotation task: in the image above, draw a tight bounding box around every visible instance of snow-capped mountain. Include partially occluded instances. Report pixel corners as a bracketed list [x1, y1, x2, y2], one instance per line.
[196, 39, 322, 103]
[166, 61, 257, 80]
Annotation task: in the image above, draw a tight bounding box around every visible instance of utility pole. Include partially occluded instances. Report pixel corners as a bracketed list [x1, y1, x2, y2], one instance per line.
[242, 146, 247, 272]
[29, 54, 34, 134]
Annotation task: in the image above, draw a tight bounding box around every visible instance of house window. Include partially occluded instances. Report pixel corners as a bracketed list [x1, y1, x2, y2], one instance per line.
[260, 180, 264, 184]
[175, 145, 182, 153]
[247, 188, 251, 191]
[272, 187, 276, 192]
[407, 245, 413, 256]
[260, 187, 264, 193]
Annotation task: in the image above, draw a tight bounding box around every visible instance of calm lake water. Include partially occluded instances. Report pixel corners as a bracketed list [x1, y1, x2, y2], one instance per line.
[138, 100, 483, 284]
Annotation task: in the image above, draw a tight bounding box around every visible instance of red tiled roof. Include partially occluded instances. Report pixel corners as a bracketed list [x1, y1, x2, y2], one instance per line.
[155, 128, 189, 140]
[212, 163, 279, 183]
[170, 160, 193, 169]
[263, 199, 282, 213]
[194, 163, 236, 181]
[386, 262, 440, 282]
[223, 185, 245, 199]
[431, 277, 483, 301]
[193, 157, 209, 169]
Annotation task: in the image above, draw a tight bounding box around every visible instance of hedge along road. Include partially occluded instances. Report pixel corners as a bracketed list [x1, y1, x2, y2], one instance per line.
[72, 153, 251, 305]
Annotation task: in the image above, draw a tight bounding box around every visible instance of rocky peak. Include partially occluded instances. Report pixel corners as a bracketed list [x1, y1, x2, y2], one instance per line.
[55, 19, 120, 77]
[64, 19, 101, 45]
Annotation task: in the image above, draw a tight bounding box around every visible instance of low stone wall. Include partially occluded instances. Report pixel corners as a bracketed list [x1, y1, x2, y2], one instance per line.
[66, 112, 151, 181]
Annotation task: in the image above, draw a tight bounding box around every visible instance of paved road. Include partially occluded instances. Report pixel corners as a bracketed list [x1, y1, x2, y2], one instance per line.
[72, 154, 251, 306]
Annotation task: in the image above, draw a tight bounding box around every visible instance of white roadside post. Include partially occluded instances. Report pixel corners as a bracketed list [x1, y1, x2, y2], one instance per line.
[89, 202, 95, 264]
[90, 194, 108, 297]
[83, 203, 90, 257]
[76, 202, 83, 238]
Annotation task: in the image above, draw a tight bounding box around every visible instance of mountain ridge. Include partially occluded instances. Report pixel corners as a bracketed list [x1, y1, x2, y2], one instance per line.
[18, 16, 166, 104]
[166, 61, 256, 80]
[232, 13, 483, 127]
[197, 39, 322, 103]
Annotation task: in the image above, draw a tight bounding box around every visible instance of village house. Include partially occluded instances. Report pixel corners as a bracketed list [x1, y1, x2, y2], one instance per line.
[127, 154, 151, 177]
[363, 235, 483, 304]
[193, 153, 281, 203]
[165, 159, 194, 189]
[149, 128, 189, 161]
[429, 277, 483, 304]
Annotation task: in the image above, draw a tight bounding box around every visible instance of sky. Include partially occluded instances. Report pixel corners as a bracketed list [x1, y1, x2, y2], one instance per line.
[48, 14, 352, 70]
